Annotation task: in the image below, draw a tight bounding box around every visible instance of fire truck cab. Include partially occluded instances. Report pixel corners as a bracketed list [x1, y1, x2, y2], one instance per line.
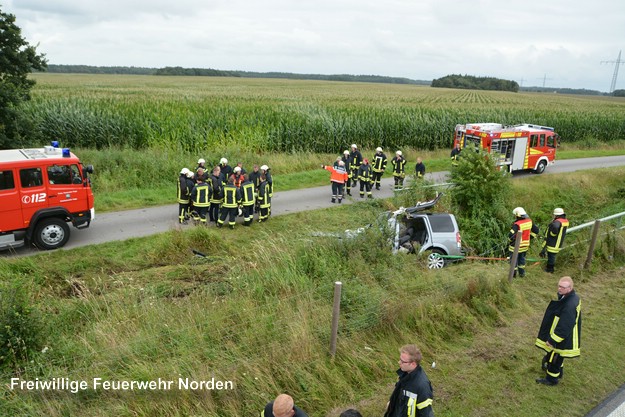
[454, 123, 559, 174]
[0, 144, 94, 251]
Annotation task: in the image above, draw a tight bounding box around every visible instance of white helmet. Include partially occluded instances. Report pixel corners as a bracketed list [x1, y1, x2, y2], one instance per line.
[396, 150, 402, 156]
[260, 165, 269, 171]
[553, 208, 565, 216]
[220, 158, 228, 165]
[197, 158, 205, 165]
[513, 207, 527, 217]
[343, 150, 350, 155]
[180, 167, 190, 175]
[234, 166, 241, 173]
[376, 147, 383, 152]
[351, 144, 357, 149]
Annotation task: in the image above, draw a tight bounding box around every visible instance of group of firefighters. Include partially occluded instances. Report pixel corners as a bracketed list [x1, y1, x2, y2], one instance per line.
[322, 144, 428, 203]
[176, 158, 273, 229]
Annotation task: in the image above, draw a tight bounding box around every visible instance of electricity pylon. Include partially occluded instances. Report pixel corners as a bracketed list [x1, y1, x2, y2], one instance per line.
[601, 50, 624, 93]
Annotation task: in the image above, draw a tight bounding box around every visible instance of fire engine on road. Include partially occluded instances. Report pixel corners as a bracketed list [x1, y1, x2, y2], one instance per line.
[0, 143, 94, 251]
[453, 123, 559, 174]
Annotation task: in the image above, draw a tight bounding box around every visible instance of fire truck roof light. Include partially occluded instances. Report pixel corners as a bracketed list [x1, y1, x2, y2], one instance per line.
[51, 141, 59, 148]
[62, 148, 71, 158]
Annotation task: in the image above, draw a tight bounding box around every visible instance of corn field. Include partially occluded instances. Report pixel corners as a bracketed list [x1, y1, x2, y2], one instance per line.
[25, 74, 625, 153]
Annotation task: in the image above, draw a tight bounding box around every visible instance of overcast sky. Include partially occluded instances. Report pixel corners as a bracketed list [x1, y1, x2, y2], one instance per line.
[4, 0, 625, 91]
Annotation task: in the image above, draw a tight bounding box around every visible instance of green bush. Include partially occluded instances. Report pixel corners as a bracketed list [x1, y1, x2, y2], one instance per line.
[0, 283, 44, 371]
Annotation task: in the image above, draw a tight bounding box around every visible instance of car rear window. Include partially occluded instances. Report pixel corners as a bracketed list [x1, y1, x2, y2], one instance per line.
[428, 215, 456, 232]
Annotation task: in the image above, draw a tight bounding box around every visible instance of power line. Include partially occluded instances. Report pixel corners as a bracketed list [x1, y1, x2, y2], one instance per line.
[601, 50, 624, 93]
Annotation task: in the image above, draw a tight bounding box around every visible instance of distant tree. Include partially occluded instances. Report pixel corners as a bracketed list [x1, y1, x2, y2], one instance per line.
[613, 89, 625, 97]
[432, 74, 519, 92]
[0, 7, 47, 149]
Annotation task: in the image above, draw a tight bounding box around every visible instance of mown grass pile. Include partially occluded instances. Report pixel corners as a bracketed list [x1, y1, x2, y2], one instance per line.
[1, 168, 625, 416]
[24, 74, 625, 155]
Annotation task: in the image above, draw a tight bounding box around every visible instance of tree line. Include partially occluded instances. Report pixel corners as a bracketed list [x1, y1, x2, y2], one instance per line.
[431, 74, 520, 92]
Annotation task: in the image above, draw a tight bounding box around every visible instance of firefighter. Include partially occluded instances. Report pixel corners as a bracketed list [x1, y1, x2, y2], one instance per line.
[322, 160, 349, 203]
[195, 158, 209, 180]
[415, 157, 426, 179]
[190, 174, 212, 226]
[257, 173, 272, 222]
[235, 161, 247, 176]
[219, 158, 232, 185]
[209, 166, 223, 224]
[218, 176, 241, 229]
[240, 175, 256, 226]
[349, 144, 363, 188]
[260, 164, 273, 216]
[540, 208, 569, 273]
[509, 207, 540, 277]
[177, 168, 194, 224]
[248, 164, 262, 213]
[451, 143, 462, 166]
[391, 150, 406, 191]
[357, 158, 373, 198]
[371, 147, 387, 190]
[231, 166, 244, 188]
[341, 150, 352, 196]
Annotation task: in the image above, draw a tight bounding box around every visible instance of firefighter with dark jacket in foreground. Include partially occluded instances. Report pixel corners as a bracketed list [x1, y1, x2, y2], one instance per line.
[450, 142, 462, 166]
[177, 168, 194, 224]
[322, 160, 350, 203]
[257, 174, 272, 222]
[190, 174, 212, 225]
[540, 208, 569, 273]
[391, 150, 407, 191]
[349, 144, 363, 188]
[535, 276, 581, 386]
[240, 175, 256, 226]
[384, 344, 434, 417]
[415, 157, 426, 179]
[341, 150, 352, 195]
[261, 393, 308, 417]
[372, 147, 387, 190]
[209, 166, 224, 224]
[508, 207, 540, 277]
[357, 158, 373, 198]
[218, 176, 241, 229]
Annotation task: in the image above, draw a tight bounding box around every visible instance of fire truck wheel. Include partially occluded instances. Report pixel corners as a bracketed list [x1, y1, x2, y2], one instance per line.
[34, 218, 70, 250]
[427, 249, 447, 269]
[534, 160, 547, 174]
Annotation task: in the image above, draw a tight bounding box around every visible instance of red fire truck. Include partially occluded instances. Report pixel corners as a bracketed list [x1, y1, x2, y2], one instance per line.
[453, 123, 559, 174]
[0, 143, 94, 250]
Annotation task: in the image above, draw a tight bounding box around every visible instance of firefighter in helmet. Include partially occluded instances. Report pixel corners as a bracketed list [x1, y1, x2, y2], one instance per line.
[342, 150, 352, 196]
[371, 147, 387, 190]
[509, 207, 540, 277]
[177, 168, 194, 224]
[540, 208, 569, 273]
[357, 158, 373, 198]
[391, 150, 406, 191]
[349, 144, 363, 188]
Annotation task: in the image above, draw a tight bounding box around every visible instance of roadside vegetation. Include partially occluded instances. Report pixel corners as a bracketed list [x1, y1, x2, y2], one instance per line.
[1, 167, 624, 417]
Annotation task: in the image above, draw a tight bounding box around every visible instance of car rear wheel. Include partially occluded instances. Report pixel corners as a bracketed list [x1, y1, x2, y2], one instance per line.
[33, 218, 70, 250]
[427, 249, 447, 269]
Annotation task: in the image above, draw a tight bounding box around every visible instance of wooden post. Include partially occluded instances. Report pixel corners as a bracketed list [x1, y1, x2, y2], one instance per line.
[508, 233, 522, 283]
[329, 281, 342, 358]
[584, 220, 602, 269]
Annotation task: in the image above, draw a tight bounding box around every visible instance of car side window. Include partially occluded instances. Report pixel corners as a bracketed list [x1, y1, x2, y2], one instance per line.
[20, 167, 43, 188]
[0, 170, 15, 190]
[47, 165, 72, 185]
[70, 164, 83, 184]
[429, 215, 455, 232]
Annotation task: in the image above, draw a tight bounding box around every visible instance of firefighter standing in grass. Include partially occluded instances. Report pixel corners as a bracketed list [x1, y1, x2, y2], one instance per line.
[177, 168, 194, 224]
[195, 158, 209, 180]
[391, 150, 407, 191]
[240, 175, 256, 226]
[218, 176, 241, 229]
[190, 174, 212, 226]
[509, 207, 540, 277]
[257, 174, 272, 222]
[540, 208, 569, 273]
[372, 147, 387, 190]
[260, 165, 273, 217]
[322, 160, 350, 203]
[535, 276, 581, 386]
[349, 144, 363, 189]
[415, 157, 426, 179]
[341, 150, 352, 195]
[357, 158, 373, 198]
[219, 158, 232, 185]
[450, 143, 462, 166]
[208, 166, 223, 224]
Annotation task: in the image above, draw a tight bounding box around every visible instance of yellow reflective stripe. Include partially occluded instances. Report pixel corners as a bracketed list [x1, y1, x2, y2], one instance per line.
[261, 411, 265, 417]
[407, 397, 416, 417]
[417, 398, 433, 410]
[550, 316, 564, 343]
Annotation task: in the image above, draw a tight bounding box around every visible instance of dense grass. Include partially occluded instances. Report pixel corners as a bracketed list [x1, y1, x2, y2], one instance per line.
[24, 74, 625, 155]
[1, 169, 624, 416]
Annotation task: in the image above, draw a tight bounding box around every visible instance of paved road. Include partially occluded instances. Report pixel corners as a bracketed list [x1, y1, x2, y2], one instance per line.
[3, 155, 625, 257]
